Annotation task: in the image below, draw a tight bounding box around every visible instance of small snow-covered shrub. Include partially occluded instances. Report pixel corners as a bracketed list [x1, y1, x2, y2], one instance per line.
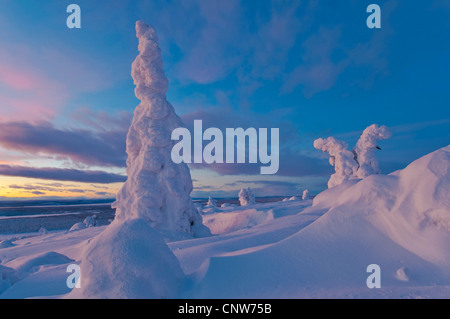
[83, 215, 97, 228]
[302, 189, 309, 200]
[239, 188, 256, 206]
[206, 196, 217, 207]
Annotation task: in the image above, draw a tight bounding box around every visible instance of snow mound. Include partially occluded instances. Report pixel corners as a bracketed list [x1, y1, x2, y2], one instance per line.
[395, 267, 411, 282]
[311, 144, 450, 265]
[0, 239, 15, 249]
[203, 209, 274, 235]
[15, 252, 74, 275]
[83, 215, 97, 228]
[220, 203, 235, 208]
[0, 265, 14, 294]
[195, 146, 450, 298]
[69, 222, 86, 232]
[7, 251, 75, 286]
[67, 219, 185, 299]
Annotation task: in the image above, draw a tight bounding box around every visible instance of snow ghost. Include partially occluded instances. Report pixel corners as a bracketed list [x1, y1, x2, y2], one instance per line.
[314, 124, 391, 188]
[302, 189, 309, 200]
[313, 137, 359, 188]
[112, 21, 209, 237]
[206, 196, 217, 207]
[239, 188, 256, 206]
[68, 21, 204, 299]
[354, 124, 391, 178]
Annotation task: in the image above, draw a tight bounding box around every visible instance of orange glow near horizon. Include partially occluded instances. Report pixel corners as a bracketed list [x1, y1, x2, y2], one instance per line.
[0, 176, 122, 199]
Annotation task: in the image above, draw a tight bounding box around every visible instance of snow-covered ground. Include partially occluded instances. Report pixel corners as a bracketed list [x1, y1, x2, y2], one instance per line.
[1, 145, 449, 299]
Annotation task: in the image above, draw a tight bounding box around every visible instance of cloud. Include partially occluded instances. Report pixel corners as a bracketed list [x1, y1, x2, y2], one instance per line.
[153, 0, 304, 89]
[0, 121, 127, 167]
[281, 26, 347, 97]
[281, 1, 397, 97]
[0, 165, 126, 183]
[245, 0, 303, 81]
[180, 107, 331, 177]
[0, 61, 69, 122]
[9, 184, 87, 194]
[174, 0, 247, 84]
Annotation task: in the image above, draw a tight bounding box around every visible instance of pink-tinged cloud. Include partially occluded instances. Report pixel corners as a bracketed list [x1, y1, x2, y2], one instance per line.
[0, 59, 69, 122]
[0, 164, 126, 183]
[0, 121, 127, 167]
[0, 40, 119, 122]
[0, 64, 40, 91]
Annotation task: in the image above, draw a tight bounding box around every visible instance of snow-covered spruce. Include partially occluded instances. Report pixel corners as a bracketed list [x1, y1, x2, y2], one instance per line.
[83, 215, 97, 228]
[314, 124, 391, 188]
[238, 188, 256, 206]
[302, 189, 309, 200]
[354, 124, 391, 178]
[313, 137, 358, 188]
[112, 21, 209, 237]
[206, 196, 217, 207]
[67, 21, 208, 299]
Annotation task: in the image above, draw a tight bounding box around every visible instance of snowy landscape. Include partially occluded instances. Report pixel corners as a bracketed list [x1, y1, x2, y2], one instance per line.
[1, 2, 450, 300]
[1, 144, 449, 298]
[1, 19, 449, 299]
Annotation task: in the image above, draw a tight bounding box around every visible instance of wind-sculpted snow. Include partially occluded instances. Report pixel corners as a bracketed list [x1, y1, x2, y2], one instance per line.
[194, 146, 450, 298]
[1, 145, 449, 298]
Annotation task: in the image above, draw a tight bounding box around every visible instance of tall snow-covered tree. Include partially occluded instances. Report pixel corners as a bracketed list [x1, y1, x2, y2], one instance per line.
[69, 21, 194, 299]
[112, 21, 209, 237]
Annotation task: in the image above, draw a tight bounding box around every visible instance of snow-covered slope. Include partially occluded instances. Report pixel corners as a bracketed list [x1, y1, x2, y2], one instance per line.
[189, 145, 450, 298]
[1, 146, 449, 298]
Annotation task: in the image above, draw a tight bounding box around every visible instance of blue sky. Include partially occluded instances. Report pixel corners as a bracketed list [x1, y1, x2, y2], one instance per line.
[0, 0, 449, 199]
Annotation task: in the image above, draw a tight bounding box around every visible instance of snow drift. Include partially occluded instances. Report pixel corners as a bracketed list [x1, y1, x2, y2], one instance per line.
[194, 145, 450, 298]
[67, 219, 185, 299]
[1, 145, 448, 298]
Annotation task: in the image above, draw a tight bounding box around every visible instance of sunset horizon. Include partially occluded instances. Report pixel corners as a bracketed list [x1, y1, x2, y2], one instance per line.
[0, 1, 448, 201]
